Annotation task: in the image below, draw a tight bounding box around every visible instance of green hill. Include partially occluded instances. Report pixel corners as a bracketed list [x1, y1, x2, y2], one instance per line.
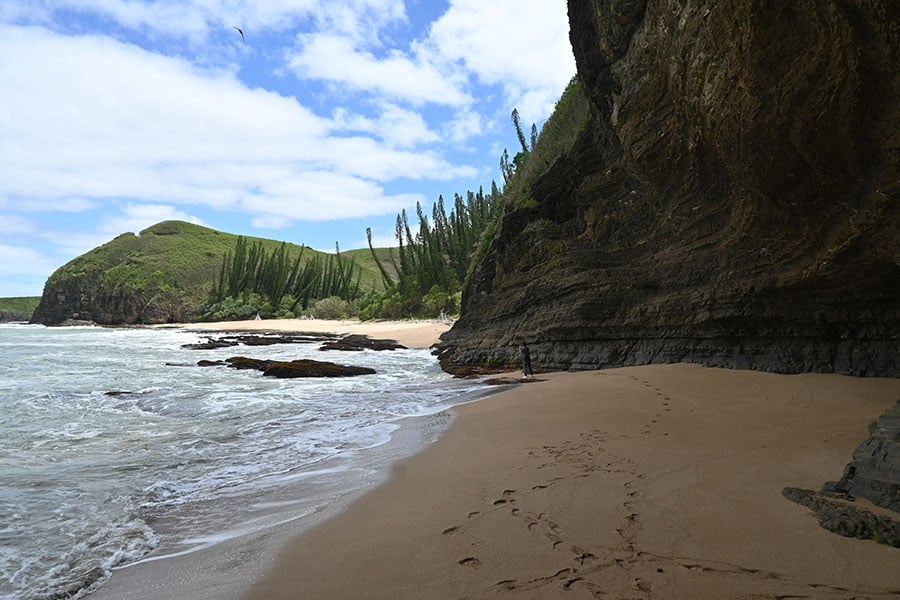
[30, 221, 390, 325]
[0, 297, 41, 322]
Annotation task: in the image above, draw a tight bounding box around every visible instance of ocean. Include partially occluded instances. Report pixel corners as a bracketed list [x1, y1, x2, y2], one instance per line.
[0, 324, 484, 600]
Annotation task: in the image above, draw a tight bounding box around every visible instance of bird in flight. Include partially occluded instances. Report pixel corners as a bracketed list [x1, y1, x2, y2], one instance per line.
[233, 26, 244, 42]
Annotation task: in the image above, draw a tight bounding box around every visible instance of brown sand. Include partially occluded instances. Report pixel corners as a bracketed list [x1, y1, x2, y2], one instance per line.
[168, 318, 450, 349]
[246, 364, 900, 599]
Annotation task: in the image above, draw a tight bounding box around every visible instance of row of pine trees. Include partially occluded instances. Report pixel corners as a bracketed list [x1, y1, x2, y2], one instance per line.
[370, 184, 501, 295]
[205, 238, 361, 319]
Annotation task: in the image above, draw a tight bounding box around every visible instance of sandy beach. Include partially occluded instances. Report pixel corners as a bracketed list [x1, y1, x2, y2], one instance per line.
[91, 320, 899, 599]
[168, 318, 452, 349]
[247, 364, 900, 599]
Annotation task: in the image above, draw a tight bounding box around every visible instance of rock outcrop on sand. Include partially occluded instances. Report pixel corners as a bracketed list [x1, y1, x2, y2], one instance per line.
[437, 0, 899, 378]
[784, 399, 900, 546]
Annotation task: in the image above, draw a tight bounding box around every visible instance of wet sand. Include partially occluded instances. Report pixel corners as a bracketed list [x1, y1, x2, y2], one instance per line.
[246, 364, 900, 599]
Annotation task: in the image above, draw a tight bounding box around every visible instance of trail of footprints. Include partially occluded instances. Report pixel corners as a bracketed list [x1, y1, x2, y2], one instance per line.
[628, 373, 673, 437]
[442, 426, 650, 597]
[440, 373, 679, 596]
[442, 373, 894, 598]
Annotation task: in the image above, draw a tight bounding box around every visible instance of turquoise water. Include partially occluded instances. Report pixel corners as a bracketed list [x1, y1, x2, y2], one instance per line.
[0, 324, 478, 600]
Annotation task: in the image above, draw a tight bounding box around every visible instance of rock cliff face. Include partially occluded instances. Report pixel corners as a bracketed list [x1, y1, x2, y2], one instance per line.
[439, 0, 900, 377]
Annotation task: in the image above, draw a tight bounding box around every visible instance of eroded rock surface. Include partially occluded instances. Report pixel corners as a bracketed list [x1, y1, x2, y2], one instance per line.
[200, 356, 376, 378]
[438, 0, 900, 377]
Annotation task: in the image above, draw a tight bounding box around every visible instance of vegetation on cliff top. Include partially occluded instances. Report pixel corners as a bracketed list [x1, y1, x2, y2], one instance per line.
[31, 221, 391, 324]
[0, 297, 40, 322]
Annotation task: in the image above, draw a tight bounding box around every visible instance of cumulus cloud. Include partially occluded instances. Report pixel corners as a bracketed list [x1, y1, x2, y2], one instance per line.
[1, 0, 408, 44]
[0, 244, 59, 276]
[428, 0, 575, 121]
[240, 171, 424, 224]
[0, 24, 472, 225]
[99, 203, 206, 236]
[289, 33, 471, 106]
[332, 103, 440, 149]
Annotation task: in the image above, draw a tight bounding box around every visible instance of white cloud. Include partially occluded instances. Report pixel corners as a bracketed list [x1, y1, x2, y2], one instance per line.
[428, 0, 575, 121]
[443, 107, 483, 144]
[238, 170, 424, 222]
[0, 214, 35, 235]
[99, 203, 206, 236]
[332, 103, 440, 149]
[289, 33, 471, 106]
[0, 244, 59, 276]
[2, 0, 408, 45]
[0, 24, 474, 227]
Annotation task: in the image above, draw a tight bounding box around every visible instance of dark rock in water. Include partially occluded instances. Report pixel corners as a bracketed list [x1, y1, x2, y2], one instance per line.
[319, 334, 406, 352]
[104, 390, 132, 396]
[182, 337, 240, 350]
[438, 0, 900, 377]
[225, 356, 273, 371]
[263, 360, 375, 378]
[823, 401, 900, 512]
[197, 360, 225, 367]
[237, 333, 337, 346]
[782, 487, 900, 548]
[182, 332, 340, 350]
[219, 356, 375, 378]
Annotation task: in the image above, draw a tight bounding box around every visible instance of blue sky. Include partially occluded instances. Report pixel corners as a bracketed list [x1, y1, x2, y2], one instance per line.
[0, 0, 575, 297]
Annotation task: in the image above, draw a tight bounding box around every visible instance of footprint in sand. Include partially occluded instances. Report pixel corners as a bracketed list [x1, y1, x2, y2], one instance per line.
[442, 526, 459, 536]
[458, 557, 481, 569]
[493, 489, 517, 506]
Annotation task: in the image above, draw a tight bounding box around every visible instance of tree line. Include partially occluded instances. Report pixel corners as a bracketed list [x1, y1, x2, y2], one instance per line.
[357, 183, 501, 320]
[203, 237, 361, 320]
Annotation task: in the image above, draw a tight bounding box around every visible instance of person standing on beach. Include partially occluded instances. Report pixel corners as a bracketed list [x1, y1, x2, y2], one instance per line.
[519, 343, 533, 378]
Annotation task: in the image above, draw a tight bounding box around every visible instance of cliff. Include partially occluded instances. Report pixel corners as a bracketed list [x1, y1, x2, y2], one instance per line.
[438, 0, 900, 377]
[32, 221, 237, 325]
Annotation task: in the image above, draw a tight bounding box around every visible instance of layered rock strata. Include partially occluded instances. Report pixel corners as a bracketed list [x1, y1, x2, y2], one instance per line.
[438, 0, 900, 377]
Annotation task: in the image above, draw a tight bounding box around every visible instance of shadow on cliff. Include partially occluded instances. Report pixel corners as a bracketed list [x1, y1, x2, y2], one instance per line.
[438, 0, 899, 378]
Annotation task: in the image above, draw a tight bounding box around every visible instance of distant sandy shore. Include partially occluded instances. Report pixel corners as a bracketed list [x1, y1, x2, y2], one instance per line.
[247, 364, 900, 599]
[159, 318, 452, 349]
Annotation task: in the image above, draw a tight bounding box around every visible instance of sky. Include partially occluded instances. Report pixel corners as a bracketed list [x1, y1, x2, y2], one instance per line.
[0, 0, 576, 297]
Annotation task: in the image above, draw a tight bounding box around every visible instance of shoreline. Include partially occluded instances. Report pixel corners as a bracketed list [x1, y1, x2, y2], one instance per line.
[84, 379, 497, 600]
[246, 364, 900, 599]
[156, 317, 452, 350]
[79, 325, 900, 599]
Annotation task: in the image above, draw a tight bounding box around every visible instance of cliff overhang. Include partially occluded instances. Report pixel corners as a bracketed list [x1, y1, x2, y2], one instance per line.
[438, 0, 899, 378]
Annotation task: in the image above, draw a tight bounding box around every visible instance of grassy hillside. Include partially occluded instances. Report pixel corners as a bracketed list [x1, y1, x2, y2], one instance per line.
[32, 221, 392, 324]
[0, 296, 40, 322]
[344, 246, 401, 288]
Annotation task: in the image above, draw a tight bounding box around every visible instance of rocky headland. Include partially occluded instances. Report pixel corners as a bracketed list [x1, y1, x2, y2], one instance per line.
[437, 0, 899, 378]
